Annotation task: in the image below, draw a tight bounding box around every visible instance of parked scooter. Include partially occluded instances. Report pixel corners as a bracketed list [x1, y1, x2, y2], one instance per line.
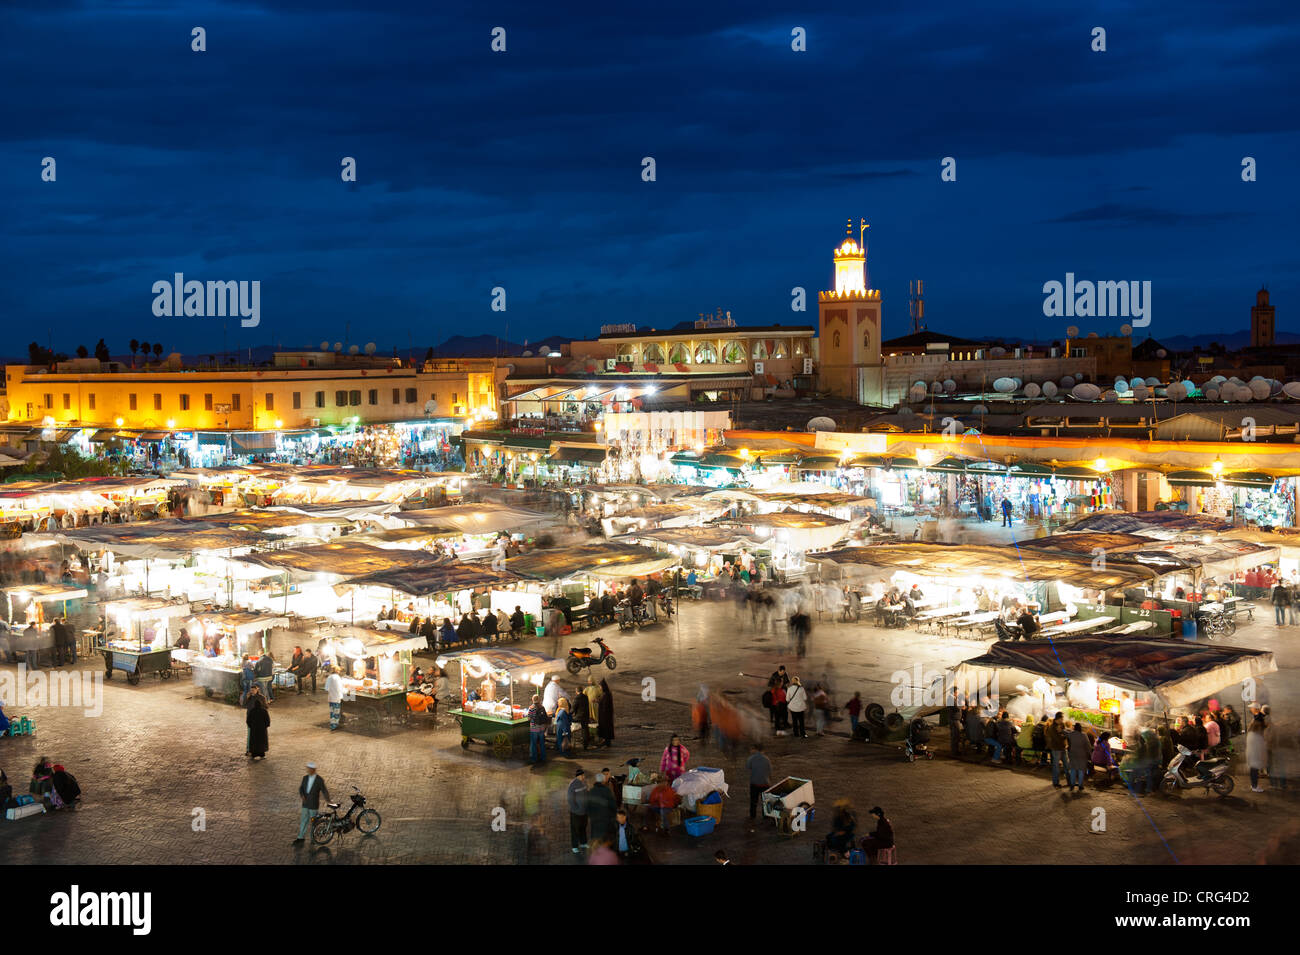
[616, 599, 650, 631]
[1162, 743, 1234, 796]
[566, 636, 617, 674]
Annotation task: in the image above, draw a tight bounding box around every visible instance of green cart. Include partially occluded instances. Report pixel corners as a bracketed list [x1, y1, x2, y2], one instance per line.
[453, 709, 531, 758]
[436, 647, 564, 760]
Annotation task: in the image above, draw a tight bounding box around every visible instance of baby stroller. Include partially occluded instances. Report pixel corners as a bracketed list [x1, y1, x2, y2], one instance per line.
[902, 717, 934, 762]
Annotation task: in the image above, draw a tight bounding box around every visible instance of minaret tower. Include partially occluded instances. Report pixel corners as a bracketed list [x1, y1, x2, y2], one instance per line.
[818, 219, 883, 404]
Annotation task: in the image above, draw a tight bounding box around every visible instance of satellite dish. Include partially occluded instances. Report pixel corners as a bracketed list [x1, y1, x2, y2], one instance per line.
[521, 350, 534, 357]
[1132, 384, 1149, 401]
[1023, 382, 1041, 399]
[908, 385, 927, 402]
[1114, 378, 1129, 395]
[1282, 382, 1300, 399]
[1119, 324, 1133, 336]
[913, 380, 927, 389]
[1270, 380, 1283, 397]
[1144, 377, 1160, 387]
[1156, 349, 1167, 358]
[1087, 332, 1099, 338]
[992, 377, 1016, 393]
[1250, 379, 1271, 400]
[1166, 382, 1187, 401]
[898, 406, 915, 417]
[1209, 375, 1226, 385]
[1228, 377, 1243, 386]
[943, 379, 956, 393]
[319, 340, 330, 351]
[1061, 376, 1076, 389]
[989, 346, 1006, 358]
[1072, 383, 1102, 401]
[972, 404, 988, 415]
[333, 342, 343, 352]
[1204, 387, 1219, 401]
[1042, 381, 1058, 398]
[1101, 390, 1118, 402]
[931, 380, 943, 393]
[423, 399, 437, 415]
[364, 342, 377, 355]
[1066, 326, 1079, 338]
[349, 345, 360, 355]
[807, 416, 837, 432]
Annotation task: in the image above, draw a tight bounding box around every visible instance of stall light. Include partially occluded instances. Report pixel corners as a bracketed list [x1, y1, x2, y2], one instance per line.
[1210, 458, 1224, 477]
[274, 419, 283, 429]
[166, 418, 176, 429]
[739, 448, 751, 459]
[114, 417, 124, 428]
[916, 448, 934, 467]
[1092, 457, 1109, 472]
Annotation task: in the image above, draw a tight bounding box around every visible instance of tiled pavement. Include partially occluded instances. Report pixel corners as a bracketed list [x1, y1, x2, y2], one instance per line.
[1, 595, 1296, 865]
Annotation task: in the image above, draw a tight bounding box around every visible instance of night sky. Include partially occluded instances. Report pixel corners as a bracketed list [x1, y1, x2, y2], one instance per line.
[3, 0, 1298, 357]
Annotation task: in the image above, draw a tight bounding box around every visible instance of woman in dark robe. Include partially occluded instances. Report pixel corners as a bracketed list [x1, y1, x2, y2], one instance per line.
[596, 678, 615, 748]
[246, 696, 271, 760]
[50, 765, 80, 809]
[570, 686, 591, 750]
[481, 611, 499, 641]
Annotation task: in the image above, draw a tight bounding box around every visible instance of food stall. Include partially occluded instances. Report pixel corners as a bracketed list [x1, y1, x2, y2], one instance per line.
[99, 596, 192, 685]
[315, 626, 422, 730]
[435, 648, 564, 758]
[4, 582, 88, 627]
[182, 611, 288, 702]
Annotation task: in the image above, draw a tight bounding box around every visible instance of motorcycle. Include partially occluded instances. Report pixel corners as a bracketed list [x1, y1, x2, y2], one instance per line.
[616, 600, 651, 631]
[1161, 744, 1234, 797]
[311, 786, 382, 845]
[566, 636, 617, 674]
[656, 591, 674, 618]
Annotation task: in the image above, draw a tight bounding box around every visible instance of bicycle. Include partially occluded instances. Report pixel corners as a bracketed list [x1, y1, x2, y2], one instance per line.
[1200, 611, 1236, 639]
[311, 786, 381, 845]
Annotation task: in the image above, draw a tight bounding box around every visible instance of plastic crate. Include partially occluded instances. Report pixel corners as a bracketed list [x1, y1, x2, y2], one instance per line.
[684, 815, 715, 837]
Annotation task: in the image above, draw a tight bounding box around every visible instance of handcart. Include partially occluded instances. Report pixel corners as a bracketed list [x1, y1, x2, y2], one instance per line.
[761, 776, 815, 833]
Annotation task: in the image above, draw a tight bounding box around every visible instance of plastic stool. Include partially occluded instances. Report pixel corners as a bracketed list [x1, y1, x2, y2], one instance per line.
[877, 846, 898, 865]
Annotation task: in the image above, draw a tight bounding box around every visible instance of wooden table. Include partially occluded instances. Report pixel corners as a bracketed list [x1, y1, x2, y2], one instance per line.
[1039, 616, 1114, 638]
[950, 612, 1001, 637]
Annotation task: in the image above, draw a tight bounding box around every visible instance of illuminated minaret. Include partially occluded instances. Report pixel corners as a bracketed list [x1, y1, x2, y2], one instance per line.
[818, 219, 884, 404]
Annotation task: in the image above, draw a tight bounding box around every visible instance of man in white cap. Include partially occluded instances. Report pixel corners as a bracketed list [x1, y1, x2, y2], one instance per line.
[294, 762, 330, 845]
[543, 675, 562, 718]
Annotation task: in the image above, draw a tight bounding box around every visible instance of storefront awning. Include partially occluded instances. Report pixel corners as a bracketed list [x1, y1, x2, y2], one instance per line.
[1167, 470, 1274, 490]
[137, 432, 168, 442]
[197, 432, 228, 446]
[546, 446, 608, 466]
[232, 432, 277, 453]
[90, 429, 120, 443]
[52, 429, 81, 444]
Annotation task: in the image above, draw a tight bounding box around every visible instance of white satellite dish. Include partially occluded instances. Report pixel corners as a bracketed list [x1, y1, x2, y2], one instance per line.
[423, 399, 437, 415]
[521, 350, 534, 357]
[1144, 377, 1160, 387]
[1204, 387, 1219, 401]
[807, 416, 837, 432]
[1282, 382, 1300, 399]
[1229, 377, 1243, 386]
[931, 380, 943, 393]
[1250, 379, 1271, 400]
[1166, 382, 1188, 401]
[1042, 381, 1058, 398]
[1023, 382, 1041, 399]
[1131, 384, 1149, 401]
[1119, 324, 1133, 336]
[1156, 349, 1167, 358]
[349, 345, 359, 355]
[1072, 383, 1102, 401]
[992, 377, 1016, 393]
[972, 404, 988, 415]
[1066, 326, 1079, 338]
[908, 385, 927, 402]
[1209, 375, 1226, 385]
[333, 342, 343, 352]
[943, 379, 956, 393]
[364, 342, 377, 355]
[989, 346, 1007, 358]
[1061, 376, 1076, 389]
[319, 340, 330, 351]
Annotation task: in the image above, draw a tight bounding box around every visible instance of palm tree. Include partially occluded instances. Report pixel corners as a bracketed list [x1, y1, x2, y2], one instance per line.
[152, 342, 163, 360]
[129, 339, 139, 367]
[94, 339, 110, 362]
[76, 345, 89, 358]
[139, 341, 151, 364]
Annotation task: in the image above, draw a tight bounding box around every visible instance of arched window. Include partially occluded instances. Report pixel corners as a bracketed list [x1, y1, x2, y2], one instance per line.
[833, 331, 841, 349]
[694, 342, 718, 364]
[862, 330, 870, 350]
[772, 339, 789, 359]
[721, 340, 745, 363]
[751, 339, 769, 360]
[642, 342, 665, 364]
[616, 343, 638, 364]
[669, 343, 691, 364]
[793, 339, 809, 357]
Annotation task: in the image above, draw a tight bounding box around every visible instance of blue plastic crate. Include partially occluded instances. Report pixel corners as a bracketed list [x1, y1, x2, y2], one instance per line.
[684, 815, 715, 837]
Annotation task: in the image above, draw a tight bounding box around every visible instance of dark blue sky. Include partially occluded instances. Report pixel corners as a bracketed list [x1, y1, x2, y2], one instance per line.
[3, 0, 1297, 357]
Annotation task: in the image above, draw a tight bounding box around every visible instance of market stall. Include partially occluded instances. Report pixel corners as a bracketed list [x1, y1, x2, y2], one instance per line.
[435, 648, 564, 758]
[182, 611, 288, 702]
[315, 626, 424, 730]
[98, 596, 192, 685]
